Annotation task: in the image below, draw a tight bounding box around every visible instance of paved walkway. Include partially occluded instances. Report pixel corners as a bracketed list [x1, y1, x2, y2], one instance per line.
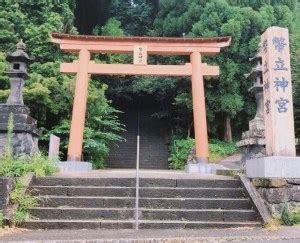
[219, 153, 242, 170]
[55, 169, 233, 179]
[1, 226, 300, 242]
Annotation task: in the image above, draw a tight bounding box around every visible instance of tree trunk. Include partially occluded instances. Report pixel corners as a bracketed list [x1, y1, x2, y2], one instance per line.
[224, 115, 232, 142]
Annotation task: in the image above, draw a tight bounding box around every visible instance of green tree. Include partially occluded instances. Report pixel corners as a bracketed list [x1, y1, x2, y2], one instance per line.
[0, 1, 124, 166]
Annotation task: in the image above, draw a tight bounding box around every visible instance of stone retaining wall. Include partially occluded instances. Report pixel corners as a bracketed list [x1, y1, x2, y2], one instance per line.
[253, 179, 300, 215]
[0, 177, 15, 210]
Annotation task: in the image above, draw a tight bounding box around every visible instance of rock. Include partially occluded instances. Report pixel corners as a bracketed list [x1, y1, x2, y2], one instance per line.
[0, 177, 15, 210]
[291, 186, 300, 202]
[259, 187, 292, 204]
[252, 178, 287, 188]
[187, 146, 196, 164]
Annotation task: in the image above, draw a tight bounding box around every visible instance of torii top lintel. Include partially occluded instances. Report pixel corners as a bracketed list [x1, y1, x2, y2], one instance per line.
[50, 33, 231, 56]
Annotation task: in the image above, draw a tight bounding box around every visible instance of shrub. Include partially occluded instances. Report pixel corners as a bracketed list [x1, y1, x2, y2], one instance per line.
[209, 138, 237, 163]
[168, 138, 238, 170]
[281, 202, 294, 226]
[10, 178, 38, 225]
[168, 138, 194, 170]
[291, 209, 300, 225]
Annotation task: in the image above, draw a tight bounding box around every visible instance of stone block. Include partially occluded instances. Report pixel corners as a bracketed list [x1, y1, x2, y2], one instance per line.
[252, 178, 287, 188]
[59, 161, 92, 172]
[48, 134, 60, 161]
[185, 163, 199, 173]
[246, 156, 300, 178]
[259, 187, 292, 204]
[0, 177, 15, 210]
[185, 162, 225, 174]
[291, 186, 300, 202]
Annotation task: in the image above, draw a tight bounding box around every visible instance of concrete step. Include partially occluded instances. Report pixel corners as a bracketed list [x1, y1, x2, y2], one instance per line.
[33, 177, 241, 188]
[29, 207, 258, 222]
[22, 219, 261, 230]
[31, 186, 246, 198]
[38, 196, 253, 210]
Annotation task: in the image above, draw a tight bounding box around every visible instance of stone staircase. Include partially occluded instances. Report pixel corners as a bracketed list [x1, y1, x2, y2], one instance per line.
[107, 108, 169, 169]
[22, 177, 262, 229]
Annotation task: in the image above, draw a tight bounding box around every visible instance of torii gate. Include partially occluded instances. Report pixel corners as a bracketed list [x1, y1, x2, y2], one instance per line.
[50, 33, 231, 167]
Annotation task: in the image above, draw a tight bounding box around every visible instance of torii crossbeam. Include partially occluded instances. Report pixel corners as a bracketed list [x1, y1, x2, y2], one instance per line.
[50, 33, 231, 166]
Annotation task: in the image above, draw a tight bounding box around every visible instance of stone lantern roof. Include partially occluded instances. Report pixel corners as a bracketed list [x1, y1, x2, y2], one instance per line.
[245, 44, 263, 80]
[6, 39, 34, 63]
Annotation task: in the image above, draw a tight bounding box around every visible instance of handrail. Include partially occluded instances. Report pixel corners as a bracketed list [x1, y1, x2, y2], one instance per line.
[135, 134, 140, 230]
[135, 110, 140, 230]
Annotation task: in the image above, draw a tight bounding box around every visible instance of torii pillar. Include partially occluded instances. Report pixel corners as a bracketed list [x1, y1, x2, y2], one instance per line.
[191, 52, 209, 163]
[67, 49, 90, 162]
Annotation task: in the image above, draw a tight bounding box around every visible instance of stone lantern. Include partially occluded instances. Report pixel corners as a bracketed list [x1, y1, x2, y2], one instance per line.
[0, 40, 39, 156]
[6, 40, 33, 105]
[237, 44, 266, 170]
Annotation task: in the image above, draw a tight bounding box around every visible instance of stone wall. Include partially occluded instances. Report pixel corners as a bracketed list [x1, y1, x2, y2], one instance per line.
[253, 179, 300, 215]
[0, 133, 38, 156]
[0, 177, 15, 210]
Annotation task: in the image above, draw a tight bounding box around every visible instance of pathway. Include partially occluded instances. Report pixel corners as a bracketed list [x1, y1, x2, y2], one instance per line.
[1, 226, 300, 242]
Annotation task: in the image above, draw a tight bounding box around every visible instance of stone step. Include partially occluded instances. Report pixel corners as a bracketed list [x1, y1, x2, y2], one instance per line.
[22, 219, 261, 230]
[31, 186, 246, 198]
[29, 207, 258, 222]
[38, 196, 252, 210]
[33, 177, 241, 188]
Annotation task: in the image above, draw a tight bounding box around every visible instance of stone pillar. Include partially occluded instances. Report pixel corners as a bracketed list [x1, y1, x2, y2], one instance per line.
[190, 52, 209, 163]
[246, 26, 300, 178]
[262, 27, 295, 157]
[67, 49, 90, 162]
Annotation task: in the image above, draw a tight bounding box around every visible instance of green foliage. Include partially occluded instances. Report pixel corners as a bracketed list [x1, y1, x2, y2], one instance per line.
[168, 138, 238, 169]
[10, 179, 38, 225]
[281, 202, 295, 226]
[291, 209, 300, 225]
[168, 138, 195, 170]
[209, 138, 238, 162]
[291, 2, 300, 137]
[93, 18, 124, 36]
[148, 0, 297, 138]
[4, 153, 57, 177]
[111, 0, 157, 36]
[13, 209, 28, 226]
[0, 1, 125, 164]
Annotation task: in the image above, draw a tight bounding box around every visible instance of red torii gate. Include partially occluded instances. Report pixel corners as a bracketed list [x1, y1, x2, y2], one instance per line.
[50, 33, 231, 167]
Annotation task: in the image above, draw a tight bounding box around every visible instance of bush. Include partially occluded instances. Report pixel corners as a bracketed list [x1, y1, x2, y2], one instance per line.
[3, 153, 57, 177]
[281, 202, 294, 226]
[10, 179, 38, 225]
[209, 138, 237, 163]
[291, 209, 300, 225]
[0, 148, 57, 178]
[168, 138, 238, 170]
[168, 138, 194, 170]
